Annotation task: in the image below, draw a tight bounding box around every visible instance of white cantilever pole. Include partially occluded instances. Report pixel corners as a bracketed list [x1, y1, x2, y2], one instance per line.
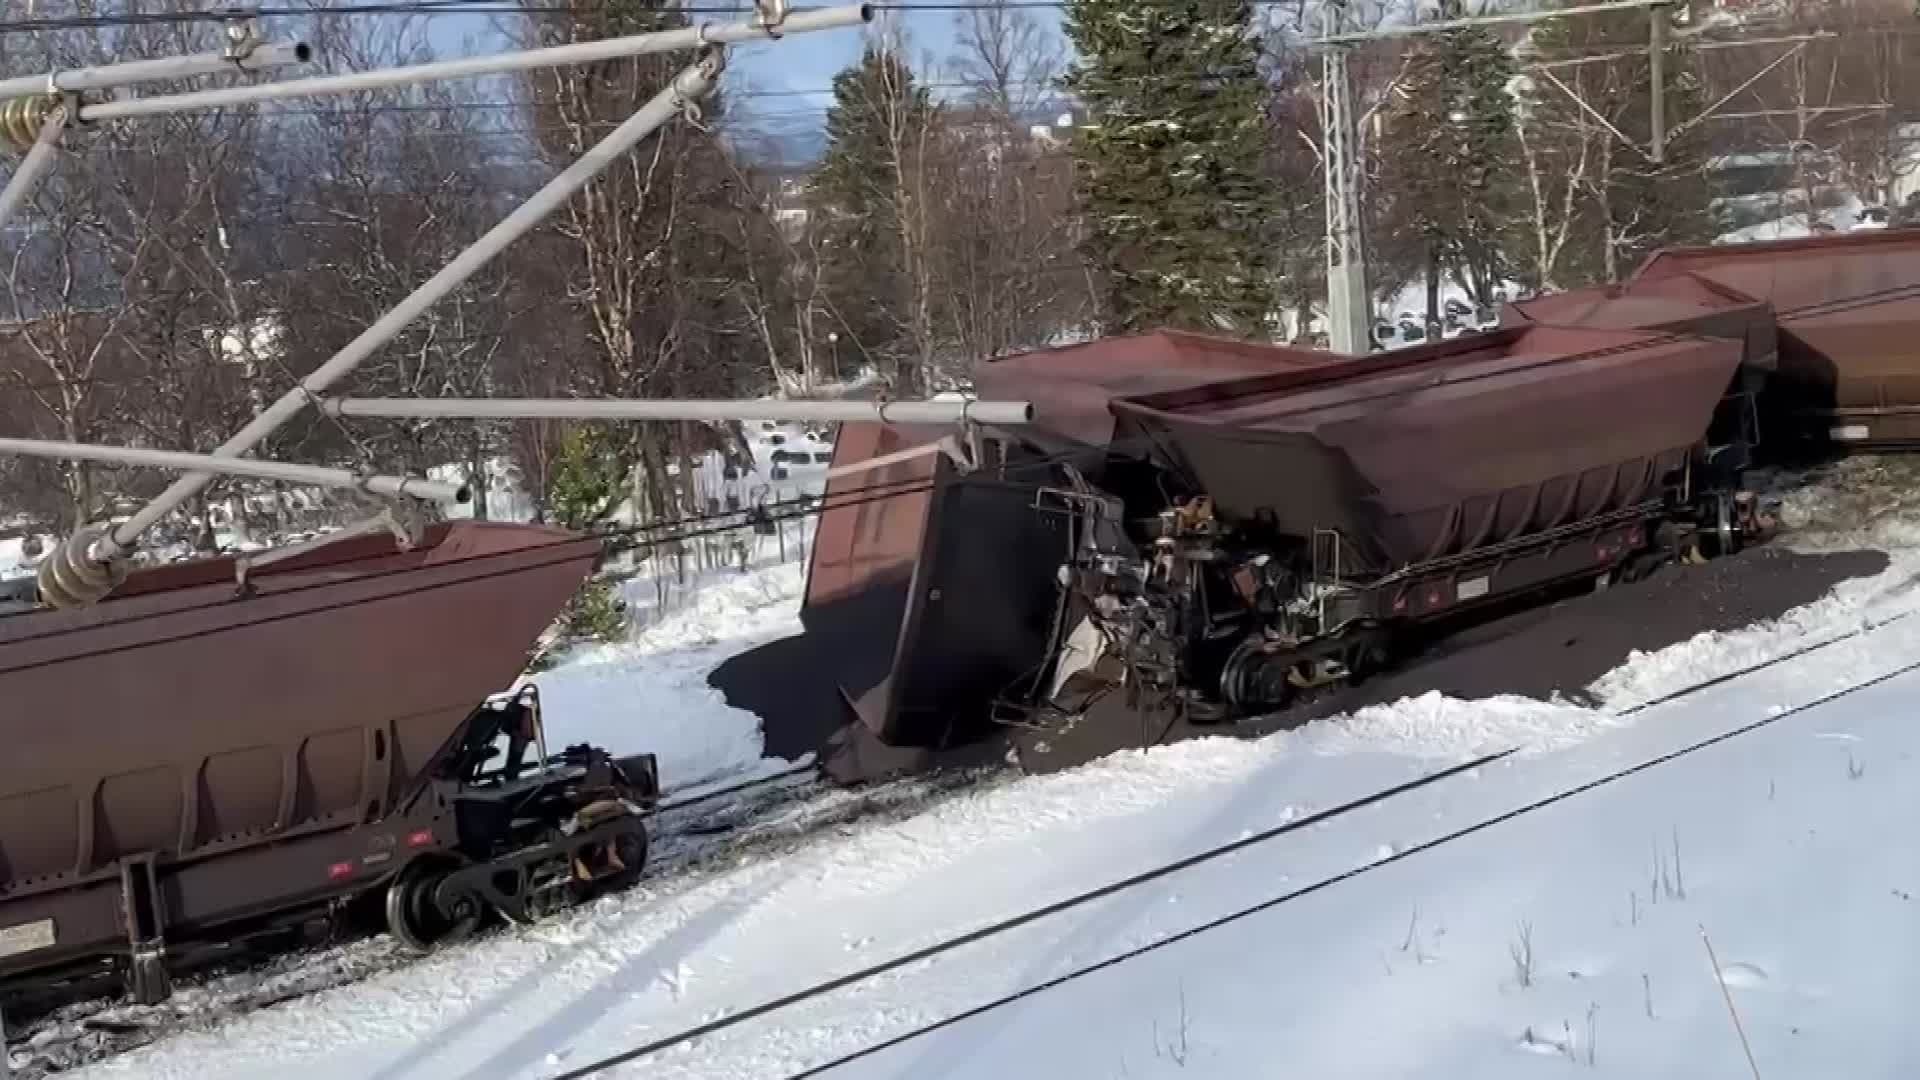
[0, 106, 68, 238]
[320, 396, 1037, 426]
[0, 41, 312, 101]
[79, 6, 869, 122]
[0, 438, 469, 503]
[93, 51, 728, 563]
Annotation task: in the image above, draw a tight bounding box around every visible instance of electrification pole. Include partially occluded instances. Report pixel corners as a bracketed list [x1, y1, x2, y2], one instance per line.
[1650, 0, 1669, 163]
[1321, 0, 1371, 356]
[1312, 0, 1683, 355]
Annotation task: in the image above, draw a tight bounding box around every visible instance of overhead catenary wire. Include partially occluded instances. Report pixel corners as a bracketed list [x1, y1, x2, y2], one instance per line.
[72, 5, 871, 122]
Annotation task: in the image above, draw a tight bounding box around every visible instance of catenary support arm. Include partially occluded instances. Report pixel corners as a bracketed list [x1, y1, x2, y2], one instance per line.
[90, 51, 725, 568]
[78, 7, 866, 123]
[0, 40, 311, 101]
[0, 437, 469, 503]
[319, 396, 1036, 426]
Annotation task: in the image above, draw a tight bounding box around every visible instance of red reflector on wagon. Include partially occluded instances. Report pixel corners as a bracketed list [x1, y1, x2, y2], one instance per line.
[328, 861, 355, 881]
[406, 830, 435, 848]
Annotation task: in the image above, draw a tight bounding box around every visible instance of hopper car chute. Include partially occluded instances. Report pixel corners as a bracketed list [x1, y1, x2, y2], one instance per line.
[0, 521, 660, 1010]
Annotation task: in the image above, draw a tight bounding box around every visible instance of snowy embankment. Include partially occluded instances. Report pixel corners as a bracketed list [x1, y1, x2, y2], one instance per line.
[529, 532, 815, 792]
[68, 457, 1920, 1078]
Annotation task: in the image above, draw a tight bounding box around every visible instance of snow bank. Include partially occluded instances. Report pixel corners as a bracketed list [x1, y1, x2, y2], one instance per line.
[1305, 692, 1624, 761]
[531, 559, 809, 791]
[1589, 456, 1920, 710]
[80, 582, 1920, 1079]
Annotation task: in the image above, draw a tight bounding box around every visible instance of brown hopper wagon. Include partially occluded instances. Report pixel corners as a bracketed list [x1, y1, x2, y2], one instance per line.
[759, 324, 1768, 764]
[1630, 227, 1920, 449]
[1500, 271, 1777, 472]
[798, 331, 1346, 747]
[0, 522, 660, 1010]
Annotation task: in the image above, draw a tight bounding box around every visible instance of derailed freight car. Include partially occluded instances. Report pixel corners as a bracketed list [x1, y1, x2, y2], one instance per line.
[764, 324, 1770, 764]
[1068, 325, 1765, 719]
[0, 522, 660, 1010]
[1500, 270, 1778, 472]
[793, 329, 1336, 749]
[1629, 226, 1920, 450]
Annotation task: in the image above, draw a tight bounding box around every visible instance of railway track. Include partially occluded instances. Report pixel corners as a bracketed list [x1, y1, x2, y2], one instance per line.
[10, 550, 1916, 1079]
[556, 606, 1920, 1080]
[2, 761, 1006, 1079]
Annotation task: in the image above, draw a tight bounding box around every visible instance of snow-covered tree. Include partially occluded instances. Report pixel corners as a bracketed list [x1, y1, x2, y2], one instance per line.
[812, 41, 941, 395]
[1061, 0, 1274, 335]
[1376, 5, 1524, 326]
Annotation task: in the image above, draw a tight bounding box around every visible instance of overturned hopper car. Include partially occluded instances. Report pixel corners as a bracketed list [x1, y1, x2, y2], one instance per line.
[794, 329, 1339, 747]
[761, 325, 1770, 765]
[0, 521, 660, 1010]
[1631, 227, 1920, 449]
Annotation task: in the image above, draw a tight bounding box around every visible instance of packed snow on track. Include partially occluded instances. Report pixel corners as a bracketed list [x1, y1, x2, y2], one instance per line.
[41, 455, 1920, 1078]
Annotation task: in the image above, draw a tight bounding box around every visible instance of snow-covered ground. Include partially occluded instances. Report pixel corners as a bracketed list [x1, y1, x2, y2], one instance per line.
[49, 457, 1920, 1079]
[531, 555, 811, 791]
[1713, 191, 1887, 246]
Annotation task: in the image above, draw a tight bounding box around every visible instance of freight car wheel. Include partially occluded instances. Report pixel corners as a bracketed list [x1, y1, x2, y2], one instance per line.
[595, 820, 650, 894]
[386, 860, 482, 953]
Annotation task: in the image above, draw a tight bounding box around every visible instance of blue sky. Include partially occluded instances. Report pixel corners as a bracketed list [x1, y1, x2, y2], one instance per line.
[424, 5, 1068, 163]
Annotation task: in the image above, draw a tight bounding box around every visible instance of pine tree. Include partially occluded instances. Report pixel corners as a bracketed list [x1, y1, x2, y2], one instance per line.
[1061, 0, 1274, 335]
[811, 45, 940, 394]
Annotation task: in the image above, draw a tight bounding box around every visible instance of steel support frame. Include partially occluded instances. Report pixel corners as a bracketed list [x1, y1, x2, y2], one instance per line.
[0, 39, 311, 101]
[78, 5, 871, 123]
[92, 50, 730, 562]
[0, 36, 312, 238]
[0, 437, 468, 504]
[0, 2, 863, 607]
[1321, 1, 1371, 357]
[318, 396, 1036, 426]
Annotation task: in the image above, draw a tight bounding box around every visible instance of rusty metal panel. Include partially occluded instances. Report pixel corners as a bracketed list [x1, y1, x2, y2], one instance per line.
[0, 522, 601, 912]
[1634, 228, 1920, 443]
[1113, 326, 1743, 576]
[1634, 227, 1920, 315]
[1505, 271, 1778, 372]
[800, 422, 944, 740]
[803, 421, 942, 612]
[800, 425, 1074, 745]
